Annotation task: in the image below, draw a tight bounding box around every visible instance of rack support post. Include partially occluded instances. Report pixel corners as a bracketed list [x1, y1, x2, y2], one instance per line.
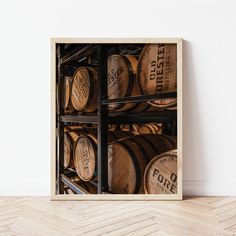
[56, 44, 65, 194]
[97, 45, 109, 194]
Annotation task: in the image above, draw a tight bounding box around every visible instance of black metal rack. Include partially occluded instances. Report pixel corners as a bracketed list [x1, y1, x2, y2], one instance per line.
[56, 43, 177, 195]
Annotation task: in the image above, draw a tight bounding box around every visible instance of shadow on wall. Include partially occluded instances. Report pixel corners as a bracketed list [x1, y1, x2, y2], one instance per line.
[183, 40, 207, 194]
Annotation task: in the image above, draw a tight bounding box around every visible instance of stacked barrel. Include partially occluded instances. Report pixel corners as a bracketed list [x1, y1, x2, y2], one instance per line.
[64, 44, 177, 113]
[62, 43, 177, 194]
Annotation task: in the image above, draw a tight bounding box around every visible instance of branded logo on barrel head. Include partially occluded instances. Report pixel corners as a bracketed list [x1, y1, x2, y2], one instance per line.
[137, 44, 177, 108]
[71, 68, 90, 110]
[107, 55, 129, 101]
[144, 151, 177, 194]
[79, 137, 91, 178]
[74, 136, 96, 181]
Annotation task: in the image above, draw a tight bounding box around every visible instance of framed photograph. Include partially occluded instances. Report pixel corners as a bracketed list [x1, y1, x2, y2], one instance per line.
[51, 38, 183, 200]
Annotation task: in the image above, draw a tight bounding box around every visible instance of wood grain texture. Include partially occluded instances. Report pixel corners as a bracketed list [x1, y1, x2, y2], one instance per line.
[107, 55, 139, 111]
[108, 135, 176, 194]
[64, 132, 74, 169]
[71, 67, 97, 112]
[138, 123, 162, 134]
[64, 76, 73, 111]
[144, 150, 177, 194]
[137, 44, 177, 108]
[74, 134, 97, 182]
[0, 197, 236, 235]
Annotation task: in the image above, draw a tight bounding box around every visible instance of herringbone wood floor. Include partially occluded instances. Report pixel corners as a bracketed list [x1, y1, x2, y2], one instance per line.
[0, 197, 236, 236]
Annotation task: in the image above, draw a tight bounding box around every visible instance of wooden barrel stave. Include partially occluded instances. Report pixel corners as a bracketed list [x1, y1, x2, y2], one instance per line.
[64, 132, 74, 169]
[70, 128, 177, 193]
[64, 127, 88, 170]
[141, 134, 176, 154]
[108, 139, 147, 194]
[108, 55, 146, 111]
[64, 76, 74, 112]
[73, 131, 137, 182]
[108, 134, 176, 194]
[138, 123, 162, 134]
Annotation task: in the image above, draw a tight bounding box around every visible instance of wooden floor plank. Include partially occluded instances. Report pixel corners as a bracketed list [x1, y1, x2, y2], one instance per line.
[98, 216, 157, 236]
[126, 223, 161, 236]
[0, 197, 235, 236]
[75, 209, 154, 235]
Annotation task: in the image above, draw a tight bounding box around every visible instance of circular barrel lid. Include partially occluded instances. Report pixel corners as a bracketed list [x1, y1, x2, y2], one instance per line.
[137, 44, 177, 108]
[107, 55, 134, 109]
[71, 68, 91, 111]
[74, 135, 96, 181]
[144, 150, 177, 194]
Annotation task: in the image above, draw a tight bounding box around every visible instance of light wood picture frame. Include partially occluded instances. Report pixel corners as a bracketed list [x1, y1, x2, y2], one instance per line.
[51, 38, 183, 200]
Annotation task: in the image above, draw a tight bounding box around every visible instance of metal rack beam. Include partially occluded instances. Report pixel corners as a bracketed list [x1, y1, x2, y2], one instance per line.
[108, 110, 176, 124]
[60, 111, 176, 124]
[101, 92, 177, 105]
[60, 174, 89, 194]
[97, 45, 109, 194]
[109, 116, 172, 124]
[57, 44, 65, 195]
[60, 114, 97, 124]
[61, 45, 97, 64]
[109, 110, 177, 118]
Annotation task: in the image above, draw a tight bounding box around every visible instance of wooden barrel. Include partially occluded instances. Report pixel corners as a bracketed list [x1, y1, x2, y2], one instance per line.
[64, 132, 74, 169]
[64, 76, 74, 112]
[138, 123, 162, 134]
[74, 134, 97, 182]
[144, 150, 177, 194]
[108, 134, 176, 194]
[120, 123, 161, 134]
[64, 128, 86, 169]
[108, 124, 120, 131]
[165, 135, 177, 147]
[109, 130, 138, 141]
[137, 44, 177, 108]
[120, 124, 139, 133]
[65, 125, 99, 133]
[108, 55, 146, 111]
[71, 67, 97, 112]
[73, 131, 137, 182]
[120, 124, 130, 131]
[64, 125, 84, 132]
[132, 124, 140, 133]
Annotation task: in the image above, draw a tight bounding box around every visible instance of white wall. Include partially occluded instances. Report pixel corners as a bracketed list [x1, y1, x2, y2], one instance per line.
[0, 0, 236, 196]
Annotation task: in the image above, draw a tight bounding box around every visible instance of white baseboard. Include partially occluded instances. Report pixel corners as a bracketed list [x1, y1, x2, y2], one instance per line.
[183, 180, 236, 196]
[0, 180, 235, 196]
